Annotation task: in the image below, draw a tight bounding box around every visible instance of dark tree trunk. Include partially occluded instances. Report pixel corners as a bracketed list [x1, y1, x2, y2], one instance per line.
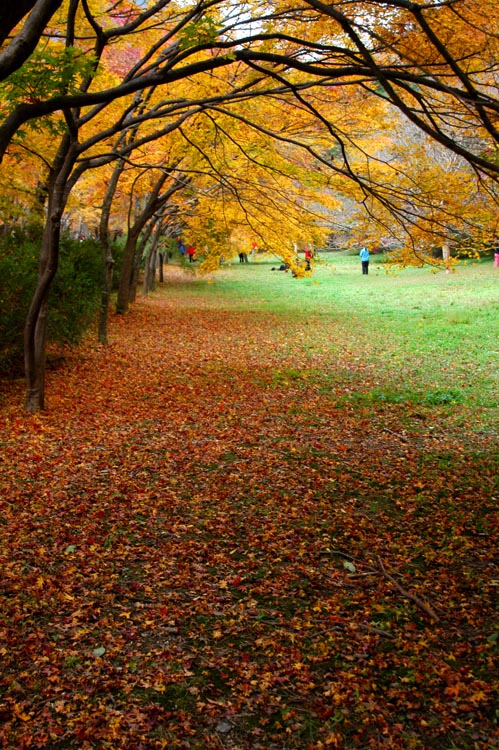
[143, 220, 163, 295]
[129, 222, 152, 303]
[116, 171, 171, 313]
[0, 0, 38, 42]
[116, 226, 141, 313]
[0, 0, 64, 81]
[98, 160, 124, 342]
[98, 245, 115, 344]
[24, 135, 76, 412]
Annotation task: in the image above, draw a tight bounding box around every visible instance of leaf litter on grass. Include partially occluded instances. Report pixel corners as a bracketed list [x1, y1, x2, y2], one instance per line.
[0, 290, 498, 750]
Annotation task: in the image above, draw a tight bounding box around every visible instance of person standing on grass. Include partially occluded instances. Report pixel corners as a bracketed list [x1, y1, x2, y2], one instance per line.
[304, 246, 313, 270]
[187, 244, 195, 263]
[360, 245, 370, 275]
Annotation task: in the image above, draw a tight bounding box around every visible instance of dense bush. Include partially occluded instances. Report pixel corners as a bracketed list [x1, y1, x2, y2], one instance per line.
[0, 226, 114, 375]
[0, 224, 41, 374]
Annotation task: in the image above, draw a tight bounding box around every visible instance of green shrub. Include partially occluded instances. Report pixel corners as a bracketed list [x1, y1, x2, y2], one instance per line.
[48, 234, 104, 346]
[0, 226, 106, 375]
[0, 224, 40, 374]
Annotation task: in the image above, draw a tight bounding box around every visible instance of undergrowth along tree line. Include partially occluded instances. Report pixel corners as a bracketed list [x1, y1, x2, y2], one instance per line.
[0, 225, 124, 376]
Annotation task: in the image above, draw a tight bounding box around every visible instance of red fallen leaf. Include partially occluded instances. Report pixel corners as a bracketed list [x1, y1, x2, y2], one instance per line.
[1, 287, 498, 750]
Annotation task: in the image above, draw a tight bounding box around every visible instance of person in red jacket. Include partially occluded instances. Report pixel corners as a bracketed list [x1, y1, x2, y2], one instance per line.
[304, 246, 313, 270]
[187, 245, 195, 262]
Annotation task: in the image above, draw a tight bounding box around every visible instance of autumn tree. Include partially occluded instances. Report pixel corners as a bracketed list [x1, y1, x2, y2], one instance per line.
[2, 0, 499, 176]
[304, 86, 499, 263]
[165, 101, 337, 272]
[3, 0, 318, 410]
[6, 1, 266, 409]
[115, 165, 190, 313]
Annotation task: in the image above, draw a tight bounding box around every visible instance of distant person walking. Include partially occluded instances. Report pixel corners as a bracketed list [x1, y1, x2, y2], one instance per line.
[187, 245, 195, 263]
[359, 246, 370, 275]
[304, 246, 313, 270]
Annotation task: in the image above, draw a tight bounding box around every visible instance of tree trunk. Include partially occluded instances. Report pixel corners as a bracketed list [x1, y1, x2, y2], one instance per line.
[98, 248, 115, 343]
[116, 227, 141, 313]
[130, 223, 153, 303]
[24, 134, 76, 411]
[142, 220, 163, 295]
[142, 245, 156, 295]
[0, 0, 64, 79]
[116, 171, 174, 312]
[98, 159, 124, 342]
[0, 0, 38, 42]
[442, 242, 451, 272]
[24, 194, 62, 411]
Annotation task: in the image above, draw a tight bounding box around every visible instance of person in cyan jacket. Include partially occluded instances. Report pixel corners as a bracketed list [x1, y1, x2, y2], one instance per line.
[359, 246, 370, 275]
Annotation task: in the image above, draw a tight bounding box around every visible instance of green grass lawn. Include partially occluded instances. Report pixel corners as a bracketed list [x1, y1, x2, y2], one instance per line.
[169, 252, 499, 432]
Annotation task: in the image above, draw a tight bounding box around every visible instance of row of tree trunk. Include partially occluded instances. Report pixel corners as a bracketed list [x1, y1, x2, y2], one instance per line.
[24, 132, 182, 412]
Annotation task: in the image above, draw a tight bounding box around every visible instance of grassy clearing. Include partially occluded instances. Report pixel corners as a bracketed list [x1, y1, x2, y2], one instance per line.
[168, 252, 499, 431]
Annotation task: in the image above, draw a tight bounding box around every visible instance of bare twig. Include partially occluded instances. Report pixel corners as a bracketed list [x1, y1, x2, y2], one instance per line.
[382, 427, 408, 442]
[358, 623, 395, 639]
[377, 556, 441, 623]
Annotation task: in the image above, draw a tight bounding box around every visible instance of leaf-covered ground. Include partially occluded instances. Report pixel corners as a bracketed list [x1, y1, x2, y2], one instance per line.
[1, 281, 498, 749]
